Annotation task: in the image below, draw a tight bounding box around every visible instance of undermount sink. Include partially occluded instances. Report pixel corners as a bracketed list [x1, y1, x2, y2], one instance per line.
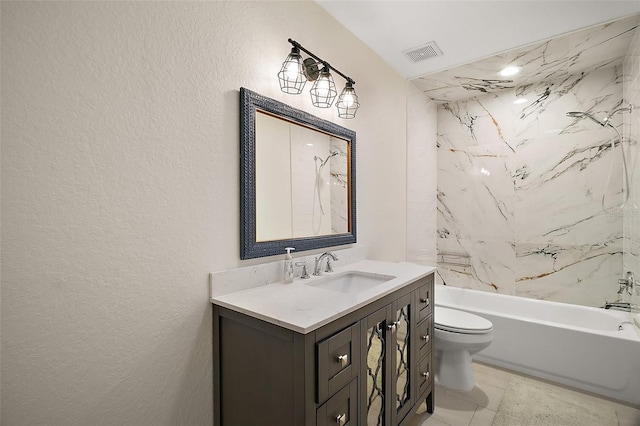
[305, 271, 396, 294]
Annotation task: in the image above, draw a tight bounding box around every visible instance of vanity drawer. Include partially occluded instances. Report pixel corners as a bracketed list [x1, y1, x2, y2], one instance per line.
[317, 323, 360, 403]
[416, 355, 432, 397]
[316, 379, 358, 426]
[417, 316, 433, 360]
[417, 281, 433, 323]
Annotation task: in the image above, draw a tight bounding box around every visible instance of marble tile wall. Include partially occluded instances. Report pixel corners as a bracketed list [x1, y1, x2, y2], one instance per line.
[329, 137, 349, 234]
[623, 24, 640, 307]
[437, 64, 634, 307]
[290, 126, 333, 238]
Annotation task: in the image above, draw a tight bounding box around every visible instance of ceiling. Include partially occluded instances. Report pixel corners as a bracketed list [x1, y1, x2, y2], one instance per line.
[413, 14, 639, 102]
[316, 1, 640, 80]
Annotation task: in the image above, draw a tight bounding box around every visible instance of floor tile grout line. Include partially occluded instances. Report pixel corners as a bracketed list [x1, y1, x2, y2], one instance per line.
[416, 362, 639, 426]
[468, 404, 480, 426]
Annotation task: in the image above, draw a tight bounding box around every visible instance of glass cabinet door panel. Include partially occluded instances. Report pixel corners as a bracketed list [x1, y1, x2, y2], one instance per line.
[366, 321, 385, 426]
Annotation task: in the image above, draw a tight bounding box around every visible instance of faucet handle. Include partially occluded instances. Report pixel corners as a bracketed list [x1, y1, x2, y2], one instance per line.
[325, 258, 334, 273]
[295, 261, 310, 279]
[618, 280, 627, 295]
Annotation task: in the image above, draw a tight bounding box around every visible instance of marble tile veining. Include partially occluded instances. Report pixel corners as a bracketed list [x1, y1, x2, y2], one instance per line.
[434, 21, 638, 306]
[624, 12, 640, 310]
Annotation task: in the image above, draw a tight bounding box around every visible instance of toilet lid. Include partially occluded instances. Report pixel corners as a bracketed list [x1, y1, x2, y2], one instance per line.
[435, 307, 493, 334]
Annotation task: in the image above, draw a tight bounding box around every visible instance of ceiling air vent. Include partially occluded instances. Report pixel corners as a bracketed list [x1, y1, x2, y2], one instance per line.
[404, 41, 443, 63]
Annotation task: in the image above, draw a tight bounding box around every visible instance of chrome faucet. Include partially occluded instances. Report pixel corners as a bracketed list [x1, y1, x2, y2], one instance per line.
[617, 271, 639, 296]
[604, 301, 640, 313]
[313, 252, 338, 276]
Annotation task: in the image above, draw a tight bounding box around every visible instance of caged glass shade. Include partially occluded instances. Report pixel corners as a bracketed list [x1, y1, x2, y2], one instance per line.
[277, 47, 306, 94]
[310, 67, 337, 108]
[336, 82, 360, 119]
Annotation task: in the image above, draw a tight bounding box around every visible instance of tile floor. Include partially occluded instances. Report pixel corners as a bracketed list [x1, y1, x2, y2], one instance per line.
[406, 362, 640, 426]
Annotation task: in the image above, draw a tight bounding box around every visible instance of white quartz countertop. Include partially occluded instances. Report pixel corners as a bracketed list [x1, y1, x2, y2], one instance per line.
[211, 260, 437, 334]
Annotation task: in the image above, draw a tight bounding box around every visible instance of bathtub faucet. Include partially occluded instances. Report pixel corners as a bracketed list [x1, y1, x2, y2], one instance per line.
[617, 271, 639, 296]
[604, 301, 640, 313]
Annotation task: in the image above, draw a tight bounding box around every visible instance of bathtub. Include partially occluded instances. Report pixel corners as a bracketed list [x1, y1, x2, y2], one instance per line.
[435, 284, 640, 406]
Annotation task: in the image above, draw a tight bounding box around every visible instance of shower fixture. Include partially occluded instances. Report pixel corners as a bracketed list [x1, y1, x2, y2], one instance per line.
[312, 151, 340, 232]
[566, 106, 632, 128]
[565, 111, 609, 127]
[566, 105, 633, 210]
[314, 151, 339, 168]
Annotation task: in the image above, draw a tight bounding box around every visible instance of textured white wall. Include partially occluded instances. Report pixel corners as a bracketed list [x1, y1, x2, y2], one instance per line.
[0, 2, 409, 425]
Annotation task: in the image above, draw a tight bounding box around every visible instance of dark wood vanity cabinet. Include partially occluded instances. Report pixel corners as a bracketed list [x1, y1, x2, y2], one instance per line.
[212, 273, 434, 426]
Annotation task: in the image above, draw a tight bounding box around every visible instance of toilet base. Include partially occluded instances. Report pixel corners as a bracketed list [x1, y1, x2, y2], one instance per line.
[434, 350, 476, 392]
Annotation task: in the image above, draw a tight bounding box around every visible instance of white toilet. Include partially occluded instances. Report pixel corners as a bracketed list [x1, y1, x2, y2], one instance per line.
[434, 306, 494, 392]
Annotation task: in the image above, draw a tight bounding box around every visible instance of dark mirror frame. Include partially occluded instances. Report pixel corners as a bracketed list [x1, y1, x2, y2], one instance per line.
[240, 87, 357, 260]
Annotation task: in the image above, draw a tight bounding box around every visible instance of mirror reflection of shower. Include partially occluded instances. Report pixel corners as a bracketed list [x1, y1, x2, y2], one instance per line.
[312, 151, 339, 234]
[566, 105, 633, 211]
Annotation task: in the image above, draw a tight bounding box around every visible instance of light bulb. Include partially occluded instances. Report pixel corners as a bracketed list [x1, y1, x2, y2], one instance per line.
[285, 59, 300, 81]
[278, 46, 306, 94]
[316, 76, 330, 97]
[342, 92, 354, 108]
[310, 67, 336, 108]
[336, 82, 359, 118]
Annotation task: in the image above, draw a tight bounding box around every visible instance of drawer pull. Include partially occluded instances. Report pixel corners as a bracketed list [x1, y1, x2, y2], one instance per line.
[420, 297, 430, 305]
[387, 322, 397, 332]
[336, 413, 346, 426]
[421, 335, 429, 343]
[337, 354, 349, 367]
[421, 371, 430, 380]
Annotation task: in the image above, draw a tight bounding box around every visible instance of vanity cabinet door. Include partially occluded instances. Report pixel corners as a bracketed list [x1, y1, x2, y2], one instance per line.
[361, 306, 391, 426]
[390, 293, 414, 425]
[360, 292, 417, 426]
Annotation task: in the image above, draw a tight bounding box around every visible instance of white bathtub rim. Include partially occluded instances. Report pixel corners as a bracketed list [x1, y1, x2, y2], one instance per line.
[435, 285, 640, 341]
[437, 301, 640, 340]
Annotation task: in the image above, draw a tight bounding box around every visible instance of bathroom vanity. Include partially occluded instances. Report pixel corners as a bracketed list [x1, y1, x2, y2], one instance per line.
[212, 260, 436, 426]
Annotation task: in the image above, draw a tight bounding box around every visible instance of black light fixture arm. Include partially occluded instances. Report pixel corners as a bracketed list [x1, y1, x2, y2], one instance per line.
[288, 38, 355, 85]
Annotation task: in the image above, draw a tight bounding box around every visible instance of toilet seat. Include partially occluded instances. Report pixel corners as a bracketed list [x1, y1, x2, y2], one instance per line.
[435, 307, 493, 335]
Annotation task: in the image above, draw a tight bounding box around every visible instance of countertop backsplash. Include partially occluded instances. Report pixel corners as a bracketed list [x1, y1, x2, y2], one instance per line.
[210, 245, 366, 298]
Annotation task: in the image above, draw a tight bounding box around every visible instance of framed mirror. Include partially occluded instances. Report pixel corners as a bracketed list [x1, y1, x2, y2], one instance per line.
[240, 87, 356, 259]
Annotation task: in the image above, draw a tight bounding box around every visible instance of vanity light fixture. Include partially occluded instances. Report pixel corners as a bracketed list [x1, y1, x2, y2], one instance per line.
[278, 38, 360, 119]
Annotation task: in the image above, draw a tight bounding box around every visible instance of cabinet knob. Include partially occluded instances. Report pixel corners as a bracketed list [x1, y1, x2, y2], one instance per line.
[336, 413, 346, 426]
[420, 298, 430, 305]
[421, 371, 430, 381]
[387, 322, 397, 332]
[337, 354, 349, 367]
[421, 335, 429, 343]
